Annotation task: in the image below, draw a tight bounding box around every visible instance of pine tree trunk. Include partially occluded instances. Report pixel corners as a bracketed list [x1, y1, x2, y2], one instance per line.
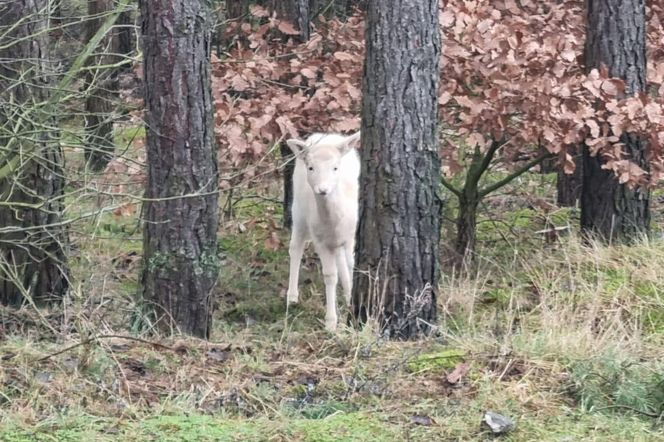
[557, 152, 582, 207]
[84, 0, 120, 171]
[352, 0, 441, 339]
[581, 0, 649, 241]
[116, 8, 135, 63]
[140, 0, 220, 338]
[0, 0, 69, 305]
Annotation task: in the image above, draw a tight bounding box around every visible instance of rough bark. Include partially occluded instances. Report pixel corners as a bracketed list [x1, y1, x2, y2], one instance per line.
[557, 152, 582, 207]
[581, 0, 649, 241]
[270, 0, 310, 40]
[140, 0, 220, 338]
[116, 8, 135, 62]
[0, 0, 69, 305]
[352, 0, 441, 339]
[84, 0, 121, 171]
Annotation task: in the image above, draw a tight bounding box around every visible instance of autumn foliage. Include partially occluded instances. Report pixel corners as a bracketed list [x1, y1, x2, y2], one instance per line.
[212, 6, 363, 190]
[213, 1, 664, 192]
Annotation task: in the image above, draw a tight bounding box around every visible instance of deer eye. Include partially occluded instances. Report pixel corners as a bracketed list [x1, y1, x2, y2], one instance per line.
[308, 166, 314, 171]
[333, 167, 338, 171]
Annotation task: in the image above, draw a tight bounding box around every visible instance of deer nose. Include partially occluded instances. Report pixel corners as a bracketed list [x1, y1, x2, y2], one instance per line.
[315, 185, 330, 195]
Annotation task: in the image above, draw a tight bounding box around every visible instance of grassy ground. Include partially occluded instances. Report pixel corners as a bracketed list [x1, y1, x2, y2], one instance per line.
[2, 130, 664, 441]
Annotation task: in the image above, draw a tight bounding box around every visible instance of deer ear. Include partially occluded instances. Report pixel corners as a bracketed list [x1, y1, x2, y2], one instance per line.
[286, 139, 307, 156]
[339, 131, 361, 155]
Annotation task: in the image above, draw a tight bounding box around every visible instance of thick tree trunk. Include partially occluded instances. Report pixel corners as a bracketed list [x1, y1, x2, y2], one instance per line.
[84, 0, 120, 171]
[0, 0, 69, 305]
[581, 0, 649, 241]
[116, 8, 135, 62]
[557, 152, 582, 207]
[352, 0, 441, 339]
[141, 0, 220, 338]
[270, 0, 310, 40]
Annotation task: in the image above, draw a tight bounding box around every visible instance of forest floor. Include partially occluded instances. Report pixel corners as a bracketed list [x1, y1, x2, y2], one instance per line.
[2, 126, 664, 441]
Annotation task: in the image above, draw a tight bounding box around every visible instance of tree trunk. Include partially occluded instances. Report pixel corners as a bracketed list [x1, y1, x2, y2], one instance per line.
[140, 0, 220, 338]
[455, 195, 479, 264]
[581, 0, 649, 241]
[0, 0, 69, 305]
[270, 0, 310, 41]
[352, 0, 441, 339]
[116, 7, 135, 63]
[227, 0, 248, 19]
[84, 0, 120, 171]
[267, 0, 310, 228]
[281, 143, 295, 229]
[557, 152, 582, 207]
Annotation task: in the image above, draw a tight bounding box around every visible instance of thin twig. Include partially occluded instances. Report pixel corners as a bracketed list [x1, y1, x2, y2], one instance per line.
[594, 404, 662, 419]
[35, 334, 173, 362]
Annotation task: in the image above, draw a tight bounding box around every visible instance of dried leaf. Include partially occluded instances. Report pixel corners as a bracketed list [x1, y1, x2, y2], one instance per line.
[446, 362, 470, 384]
[277, 20, 300, 35]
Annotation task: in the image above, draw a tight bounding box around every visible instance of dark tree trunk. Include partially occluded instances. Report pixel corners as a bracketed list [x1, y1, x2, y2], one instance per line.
[267, 0, 310, 228]
[140, 0, 220, 338]
[116, 8, 135, 63]
[84, 0, 120, 171]
[455, 195, 479, 264]
[270, 0, 310, 41]
[0, 0, 69, 305]
[557, 152, 582, 207]
[226, 0, 248, 19]
[281, 143, 295, 229]
[581, 0, 649, 241]
[352, 0, 441, 339]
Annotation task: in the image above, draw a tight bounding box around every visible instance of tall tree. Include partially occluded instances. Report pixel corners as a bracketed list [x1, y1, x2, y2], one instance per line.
[140, 0, 220, 338]
[581, 0, 649, 241]
[0, 0, 69, 305]
[84, 0, 121, 171]
[267, 0, 310, 228]
[352, 0, 442, 339]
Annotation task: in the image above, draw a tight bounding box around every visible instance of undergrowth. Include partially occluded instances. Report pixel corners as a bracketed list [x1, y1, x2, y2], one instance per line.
[1, 153, 664, 441]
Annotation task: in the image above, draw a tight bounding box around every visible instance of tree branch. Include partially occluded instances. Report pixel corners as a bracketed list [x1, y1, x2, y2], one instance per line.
[478, 152, 554, 199]
[441, 176, 462, 197]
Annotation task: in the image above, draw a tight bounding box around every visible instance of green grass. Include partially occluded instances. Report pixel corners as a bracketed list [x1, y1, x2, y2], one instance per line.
[3, 132, 664, 441]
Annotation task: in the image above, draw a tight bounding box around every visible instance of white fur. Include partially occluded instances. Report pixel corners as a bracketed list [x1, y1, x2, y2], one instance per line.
[285, 131, 361, 332]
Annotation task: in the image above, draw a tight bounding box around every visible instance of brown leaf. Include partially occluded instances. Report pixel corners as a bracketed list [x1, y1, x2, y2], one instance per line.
[249, 5, 269, 18]
[333, 51, 355, 61]
[264, 231, 282, 251]
[277, 20, 300, 35]
[446, 362, 470, 385]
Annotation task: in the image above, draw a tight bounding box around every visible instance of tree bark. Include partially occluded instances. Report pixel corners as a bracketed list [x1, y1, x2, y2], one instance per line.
[140, 0, 220, 338]
[581, 0, 649, 241]
[116, 7, 135, 63]
[0, 0, 69, 305]
[270, 0, 310, 40]
[352, 0, 441, 339]
[84, 0, 121, 171]
[557, 152, 582, 207]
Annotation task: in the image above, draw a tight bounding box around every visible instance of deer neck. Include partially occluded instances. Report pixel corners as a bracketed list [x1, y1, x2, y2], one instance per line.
[314, 191, 342, 224]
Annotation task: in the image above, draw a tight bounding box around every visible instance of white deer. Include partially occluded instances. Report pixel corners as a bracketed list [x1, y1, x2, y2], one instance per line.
[285, 132, 361, 332]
